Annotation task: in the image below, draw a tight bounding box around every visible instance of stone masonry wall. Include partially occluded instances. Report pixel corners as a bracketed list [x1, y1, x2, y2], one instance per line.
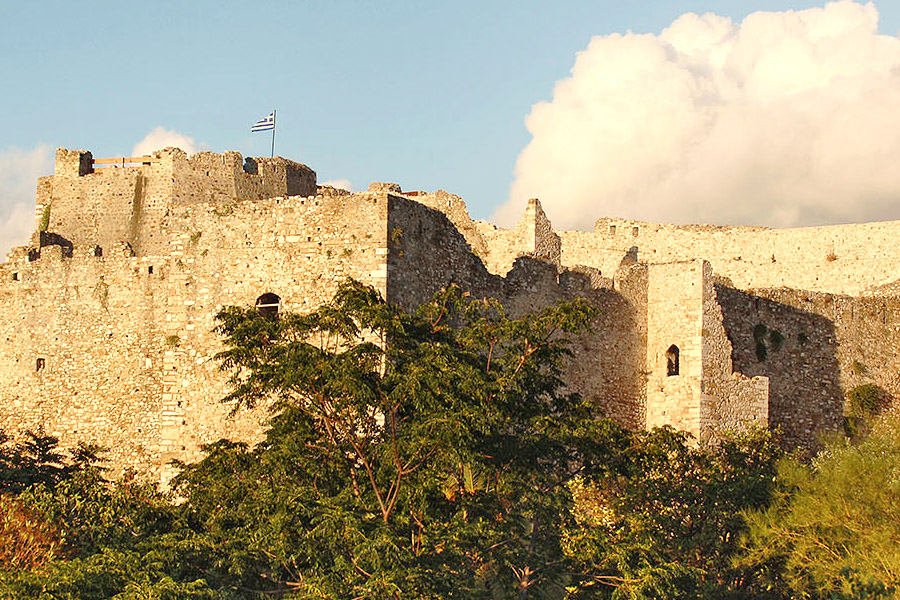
[1, 176, 392, 484]
[700, 270, 768, 444]
[9, 146, 900, 481]
[559, 217, 900, 296]
[718, 287, 900, 449]
[716, 287, 844, 449]
[385, 194, 501, 308]
[645, 261, 705, 438]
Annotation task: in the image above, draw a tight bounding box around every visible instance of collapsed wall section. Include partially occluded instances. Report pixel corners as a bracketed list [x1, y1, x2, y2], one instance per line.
[700, 275, 768, 444]
[473, 199, 561, 276]
[385, 194, 501, 308]
[718, 287, 900, 449]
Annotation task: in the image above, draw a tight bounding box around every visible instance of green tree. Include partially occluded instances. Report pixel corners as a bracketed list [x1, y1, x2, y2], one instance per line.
[561, 426, 782, 600]
[174, 279, 607, 598]
[741, 414, 900, 599]
[0, 431, 222, 599]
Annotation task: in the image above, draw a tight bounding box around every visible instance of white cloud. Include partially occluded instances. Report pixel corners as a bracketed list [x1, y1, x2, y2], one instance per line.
[320, 179, 353, 191]
[498, 1, 900, 230]
[0, 145, 53, 258]
[131, 127, 199, 157]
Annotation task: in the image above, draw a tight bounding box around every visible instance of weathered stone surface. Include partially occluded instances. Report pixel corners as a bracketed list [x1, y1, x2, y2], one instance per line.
[1, 147, 897, 484]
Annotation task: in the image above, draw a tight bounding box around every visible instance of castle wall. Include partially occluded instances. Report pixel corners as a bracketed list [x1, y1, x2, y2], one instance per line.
[0, 185, 392, 484]
[718, 287, 900, 449]
[573, 264, 647, 430]
[559, 217, 900, 295]
[716, 287, 844, 449]
[11, 145, 900, 480]
[0, 244, 169, 476]
[385, 194, 501, 308]
[699, 275, 768, 444]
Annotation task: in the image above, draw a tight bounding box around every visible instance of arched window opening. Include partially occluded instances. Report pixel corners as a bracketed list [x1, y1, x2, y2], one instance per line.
[666, 345, 680, 376]
[256, 293, 281, 318]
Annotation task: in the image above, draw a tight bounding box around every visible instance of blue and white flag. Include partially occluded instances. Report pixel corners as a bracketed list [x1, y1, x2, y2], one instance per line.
[251, 111, 275, 132]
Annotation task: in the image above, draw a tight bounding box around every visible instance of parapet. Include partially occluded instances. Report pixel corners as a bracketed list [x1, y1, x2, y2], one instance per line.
[48, 147, 316, 201]
[36, 148, 317, 256]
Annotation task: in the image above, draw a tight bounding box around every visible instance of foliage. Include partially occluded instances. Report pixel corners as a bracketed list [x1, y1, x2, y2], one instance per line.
[6, 280, 892, 600]
[174, 279, 605, 598]
[0, 428, 104, 494]
[846, 384, 888, 418]
[0, 493, 64, 571]
[741, 414, 900, 599]
[844, 384, 890, 439]
[562, 426, 783, 600]
[39, 204, 50, 233]
[0, 431, 224, 599]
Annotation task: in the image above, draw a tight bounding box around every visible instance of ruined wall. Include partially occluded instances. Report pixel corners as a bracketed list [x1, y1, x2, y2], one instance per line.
[558, 217, 900, 296]
[0, 180, 392, 484]
[574, 263, 646, 430]
[716, 287, 843, 449]
[717, 287, 900, 449]
[406, 190, 490, 259]
[700, 274, 768, 444]
[385, 194, 501, 308]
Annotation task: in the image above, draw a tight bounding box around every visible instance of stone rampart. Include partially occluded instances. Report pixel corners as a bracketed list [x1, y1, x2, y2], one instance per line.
[6, 146, 900, 481]
[559, 217, 900, 296]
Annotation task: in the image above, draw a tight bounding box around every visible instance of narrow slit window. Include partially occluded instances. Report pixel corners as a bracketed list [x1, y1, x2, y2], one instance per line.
[666, 345, 680, 376]
[36, 358, 45, 372]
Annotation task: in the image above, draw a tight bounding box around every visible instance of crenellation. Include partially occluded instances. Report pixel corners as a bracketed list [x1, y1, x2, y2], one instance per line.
[3, 146, 900, 483]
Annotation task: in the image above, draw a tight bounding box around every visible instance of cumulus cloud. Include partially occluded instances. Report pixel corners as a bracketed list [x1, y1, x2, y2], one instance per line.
[131, 127, 199, 156]
[498, 1, 900, 229]
[0, 145, 53, 258]
[320, 179, 353, 191]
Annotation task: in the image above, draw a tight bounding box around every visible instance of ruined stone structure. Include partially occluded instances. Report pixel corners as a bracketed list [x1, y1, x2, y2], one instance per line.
[2, 147, 898, 484]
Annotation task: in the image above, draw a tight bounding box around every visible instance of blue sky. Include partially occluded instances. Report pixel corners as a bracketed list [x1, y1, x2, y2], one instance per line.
[1, 1, 899, 246]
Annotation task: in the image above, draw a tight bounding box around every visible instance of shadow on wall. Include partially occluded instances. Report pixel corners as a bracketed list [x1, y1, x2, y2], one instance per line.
[385, 197, 647, 431]
[716, 285, 843, 451]
[386, 195, 503, 308]
[501, 260, 647, 431]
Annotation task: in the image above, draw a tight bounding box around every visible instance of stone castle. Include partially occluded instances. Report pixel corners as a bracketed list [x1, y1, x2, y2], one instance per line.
[2, 147, 899, 484]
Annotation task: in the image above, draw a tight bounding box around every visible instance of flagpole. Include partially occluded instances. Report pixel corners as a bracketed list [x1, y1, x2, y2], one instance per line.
[271, 110, 276, 158]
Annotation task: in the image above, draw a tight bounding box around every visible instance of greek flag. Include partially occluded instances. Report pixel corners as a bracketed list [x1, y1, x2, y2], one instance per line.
[251, 111, 275, 132]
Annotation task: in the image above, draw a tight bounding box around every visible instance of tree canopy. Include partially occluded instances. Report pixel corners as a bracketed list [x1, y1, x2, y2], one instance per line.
[0, 280, 893, 599]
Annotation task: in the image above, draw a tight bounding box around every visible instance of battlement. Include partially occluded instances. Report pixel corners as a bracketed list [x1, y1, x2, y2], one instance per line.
[36, 147, 316, 257]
